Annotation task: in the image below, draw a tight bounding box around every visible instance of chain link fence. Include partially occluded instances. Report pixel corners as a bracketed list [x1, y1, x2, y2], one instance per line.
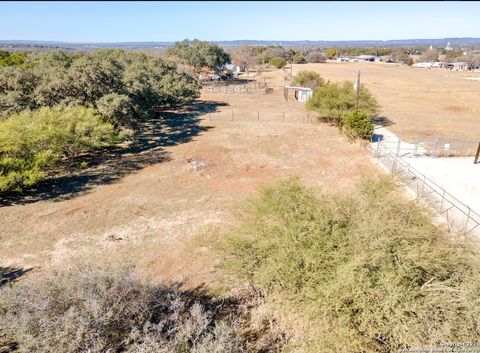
[373, 136, 480, 158]
[370, 141, 480, 236]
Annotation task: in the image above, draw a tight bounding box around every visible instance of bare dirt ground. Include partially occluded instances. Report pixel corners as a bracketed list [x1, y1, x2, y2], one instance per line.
[292, 62, 480, 142]
[0, 88, 375, 287]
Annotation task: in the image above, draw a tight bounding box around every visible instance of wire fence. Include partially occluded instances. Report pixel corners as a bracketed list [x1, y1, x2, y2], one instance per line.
[204, 110, 318, 123]
[370, 141, 480, 236]
[372, 135, 480, 158]
[201, 81, 267, 88]
[201, 81, 269, 94]
[200, 111, 480, 235]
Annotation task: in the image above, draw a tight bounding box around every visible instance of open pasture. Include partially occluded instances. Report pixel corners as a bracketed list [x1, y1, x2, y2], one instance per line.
[292, 62, 480, 142]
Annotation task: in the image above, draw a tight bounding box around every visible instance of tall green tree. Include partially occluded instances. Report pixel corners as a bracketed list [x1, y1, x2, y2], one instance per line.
[291, 71, 325, 88]
[307, 81, 379, 127]
[0, 50, 200, 126]
[166, 39, 230, 72]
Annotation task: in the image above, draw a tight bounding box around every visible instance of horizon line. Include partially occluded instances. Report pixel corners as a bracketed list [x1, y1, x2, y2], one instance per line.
[0, 37, 478, 45]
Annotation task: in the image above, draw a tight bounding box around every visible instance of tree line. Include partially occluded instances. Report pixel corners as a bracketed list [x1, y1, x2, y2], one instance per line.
[0, 42, 231, 194]
[228, 44, 480, 70]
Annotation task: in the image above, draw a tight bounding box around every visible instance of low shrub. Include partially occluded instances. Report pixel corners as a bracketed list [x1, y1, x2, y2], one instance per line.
[344, 110, 374, 140]
[269, 57, 287, 69]
[0, 105, 121, 193]
[216, 177, 480, 352]
[0, 267, 282, 353]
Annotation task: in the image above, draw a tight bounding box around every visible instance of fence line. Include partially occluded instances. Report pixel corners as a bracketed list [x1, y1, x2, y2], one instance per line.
[203, 110, 318, 124]
[373, 136, 480, 158]
[369, 141, 480, 236]
[201, 81, 269, 95]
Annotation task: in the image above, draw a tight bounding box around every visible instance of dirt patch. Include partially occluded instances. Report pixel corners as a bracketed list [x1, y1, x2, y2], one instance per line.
[444, 105, 469, 113]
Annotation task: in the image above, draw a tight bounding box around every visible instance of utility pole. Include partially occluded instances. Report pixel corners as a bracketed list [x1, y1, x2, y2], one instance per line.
[475, 141, 480, 164]
[354, 70, 361, 111]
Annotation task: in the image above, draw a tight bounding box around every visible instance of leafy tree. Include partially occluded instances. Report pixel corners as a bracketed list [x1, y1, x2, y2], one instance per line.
[0, 50, 200, 126]
[0, 50, 8, 61]
[231, 45, 257, 70]
[166, 39, 230, 72]
[325, 48, 340, 59]
[344, 110, 374, 140]
[269, 57, 287, 69]
[291, 71, 325, 88]
[0, 51, 29, 68]
[305, 51, 326, 63]
[445, 49, 464, 63]
[96, 93, 134, 127]
[391, 49, 411, 64]
[0, 106, 120, 192]
[292, 53, 305, 64]
[0, 66, 39, 115]
[464, 52, 480, 69]
[264, 46, 291, 62]
[420, 48, 439, 62]
[306, 81, 379, 127]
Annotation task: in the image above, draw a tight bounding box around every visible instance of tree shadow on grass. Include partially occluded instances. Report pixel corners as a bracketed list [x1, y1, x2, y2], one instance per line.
[0, 100, 228, 207]
[372, 115, 395, 128]
[0, 266, 32, 288]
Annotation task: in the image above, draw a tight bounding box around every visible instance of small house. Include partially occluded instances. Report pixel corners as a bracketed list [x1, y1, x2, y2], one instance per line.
[415, 62, 433, 68]
[225, 64, 245, 73]
[283, 86, 313, 103]
[431, 62, 446, 68]
[355, 55, 376, 62]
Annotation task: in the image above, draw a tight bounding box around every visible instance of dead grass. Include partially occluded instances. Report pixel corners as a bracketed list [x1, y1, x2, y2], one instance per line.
[290, 62, 480, 141]
[0, 86, 375, 288]
[0, 266, 284, 353]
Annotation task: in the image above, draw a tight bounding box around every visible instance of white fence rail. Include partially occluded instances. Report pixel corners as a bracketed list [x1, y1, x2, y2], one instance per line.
[372, 136, 479, 158]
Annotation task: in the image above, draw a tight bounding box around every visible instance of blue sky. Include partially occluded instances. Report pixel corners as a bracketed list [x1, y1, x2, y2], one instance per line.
[1, 1, 479, 42]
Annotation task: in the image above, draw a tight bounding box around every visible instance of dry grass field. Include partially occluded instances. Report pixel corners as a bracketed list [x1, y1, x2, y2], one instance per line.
[291, 62, 480, 142]
[0, 88, 375, 287]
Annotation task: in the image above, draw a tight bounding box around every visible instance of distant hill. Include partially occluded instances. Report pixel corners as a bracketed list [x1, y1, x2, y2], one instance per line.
[1, 38, 480, 51]
[214, 38, 480, 48]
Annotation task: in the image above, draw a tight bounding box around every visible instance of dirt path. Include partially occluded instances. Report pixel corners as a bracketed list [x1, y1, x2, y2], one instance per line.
[0, 91, 375, 286]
